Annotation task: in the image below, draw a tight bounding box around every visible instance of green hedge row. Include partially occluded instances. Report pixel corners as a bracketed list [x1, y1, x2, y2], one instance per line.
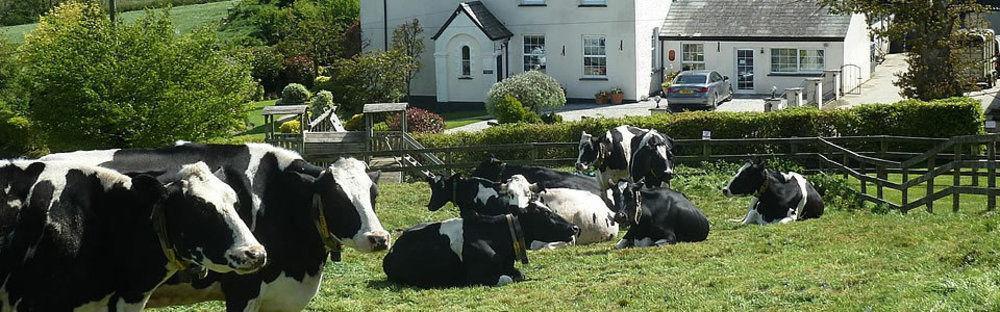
[416, 97, 983, 163]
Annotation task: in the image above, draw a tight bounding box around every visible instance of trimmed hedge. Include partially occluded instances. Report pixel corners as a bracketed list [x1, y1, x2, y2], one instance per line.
[416, 97, 983, 163]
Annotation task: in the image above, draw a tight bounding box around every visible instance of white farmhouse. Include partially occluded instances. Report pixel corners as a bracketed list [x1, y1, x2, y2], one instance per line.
[361, 0, 873, 109]
[659, 0, 873, 96]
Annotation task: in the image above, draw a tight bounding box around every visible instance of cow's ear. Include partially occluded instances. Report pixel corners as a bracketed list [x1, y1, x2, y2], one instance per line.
[498, 182, 509, 193]
[528, 183, 541, 193]
[367, 171, 381, 183]
[132, 175, 166, 217]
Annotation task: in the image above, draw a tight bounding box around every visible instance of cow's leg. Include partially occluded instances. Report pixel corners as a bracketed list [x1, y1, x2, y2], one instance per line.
[615, 230, 636, 249]
[220, 277, 265, 312]
[634, 237, 654, 247]
[463, 241, 505, 286]
[654, 232, 677, 246]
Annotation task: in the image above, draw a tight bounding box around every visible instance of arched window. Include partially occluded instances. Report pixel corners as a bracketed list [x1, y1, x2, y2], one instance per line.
[461, 46, 472, 77]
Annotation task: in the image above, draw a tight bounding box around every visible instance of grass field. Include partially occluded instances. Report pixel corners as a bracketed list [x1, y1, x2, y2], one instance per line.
[1, 1, 236, 44]
[157, 165, 1000, 311]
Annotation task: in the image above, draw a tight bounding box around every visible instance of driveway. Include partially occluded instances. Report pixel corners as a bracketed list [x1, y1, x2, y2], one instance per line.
[835, 53, 907, 108]
[446, 96, 766, 133]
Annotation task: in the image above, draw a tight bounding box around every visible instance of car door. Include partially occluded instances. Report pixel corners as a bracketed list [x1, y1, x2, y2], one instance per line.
[710, 72, 726, 99]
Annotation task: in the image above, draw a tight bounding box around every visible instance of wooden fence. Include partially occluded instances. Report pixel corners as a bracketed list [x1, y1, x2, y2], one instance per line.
[301, 134, 1000, 214]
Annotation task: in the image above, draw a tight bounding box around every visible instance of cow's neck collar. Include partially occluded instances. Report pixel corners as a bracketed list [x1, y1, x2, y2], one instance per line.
[505, 214, 529, 265]
[152, 203, 198, 273]
[311, 194, 344, 260]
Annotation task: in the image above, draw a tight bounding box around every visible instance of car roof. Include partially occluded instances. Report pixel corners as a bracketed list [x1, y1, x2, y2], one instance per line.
[679, 70, 713, 75]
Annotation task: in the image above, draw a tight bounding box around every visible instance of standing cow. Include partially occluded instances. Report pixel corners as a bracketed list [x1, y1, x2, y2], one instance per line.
[385, 176, 578, 288]
[0, 161, 265, 311]
[722, 160, 824, 225]
[609, 179, 709, 248]
[41, 143, 389, 311]
[576, 126, 676, 193]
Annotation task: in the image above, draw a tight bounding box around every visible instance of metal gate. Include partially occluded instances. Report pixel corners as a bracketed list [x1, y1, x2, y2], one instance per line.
[841, 64, 863, 95]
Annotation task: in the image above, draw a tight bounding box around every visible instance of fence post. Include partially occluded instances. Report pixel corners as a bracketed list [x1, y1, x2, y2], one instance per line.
[842, 153, 849, 179]
[859, 161, 867, 204]
[927, 156, 935, 213]
[877, 139, 886, 201]
[902, 165, 909, 213]
[972, 145, 980, 187]
[989, 141, 997, 211]
[953, 145, 961, 213]
[703, 141, 711, 162]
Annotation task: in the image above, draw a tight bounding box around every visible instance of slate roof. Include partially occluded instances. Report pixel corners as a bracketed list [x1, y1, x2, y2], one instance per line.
[432, 1, 513, 41]
[660, 0, 853, 42]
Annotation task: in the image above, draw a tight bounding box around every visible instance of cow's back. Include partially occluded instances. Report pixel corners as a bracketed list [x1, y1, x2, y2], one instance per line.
[643, 189, 710, 243]
[539, 188, 617, 244]
[496, 166, 602, 196]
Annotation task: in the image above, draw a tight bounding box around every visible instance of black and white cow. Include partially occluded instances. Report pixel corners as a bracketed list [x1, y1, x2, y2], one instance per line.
[426, 174, 601, 248]
[384, 179, 577, 288]
[40, 143, 389, 311]
[609, 179, 709, 248]
[0, 161, 264, 311]
[722, 160, 824, 225]
[576, 125, 676, 192]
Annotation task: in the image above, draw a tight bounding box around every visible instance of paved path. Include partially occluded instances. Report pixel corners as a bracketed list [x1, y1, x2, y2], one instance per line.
[837, 53, 907, 108]
[446, 96, 767, 133]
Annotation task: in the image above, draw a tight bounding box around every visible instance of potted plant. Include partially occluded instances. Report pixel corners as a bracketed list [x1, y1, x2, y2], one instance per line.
[595, 90, 610, 104]
[609, 87, 625, 105]
[661, 71, 679, 95]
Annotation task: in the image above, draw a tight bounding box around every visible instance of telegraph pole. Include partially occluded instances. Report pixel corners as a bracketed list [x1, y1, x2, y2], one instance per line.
[109, 0, 117, 24]
[383, 0, 389, 51]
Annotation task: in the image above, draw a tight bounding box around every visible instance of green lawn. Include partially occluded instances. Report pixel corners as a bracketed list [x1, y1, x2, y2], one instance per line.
[441, 110, 490, 129]
[1, 1, 236, 44]
[157, 167, 1000, 311]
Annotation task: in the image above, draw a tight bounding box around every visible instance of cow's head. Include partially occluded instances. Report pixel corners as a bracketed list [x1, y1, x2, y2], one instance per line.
[471, 155, 505, 181]
[575, 131, 604, 172]
[722, 160, 767, 197]
[632, 131, 677, 185]
[609, 179, 644, 226]
[498, 175, 541, 209]
[513, 200, 579, 247]
[142, 162, 266, 274]
[426, 173, 460, 211]
[313, 158, 390, 252]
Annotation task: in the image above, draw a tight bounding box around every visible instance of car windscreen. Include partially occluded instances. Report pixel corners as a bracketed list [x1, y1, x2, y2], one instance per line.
[674, 74, 708, 84]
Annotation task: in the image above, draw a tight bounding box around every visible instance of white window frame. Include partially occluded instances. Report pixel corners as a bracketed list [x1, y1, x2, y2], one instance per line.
[681, 44, 705, 71]
[521, 0, 544, 5]
[770, 48, 825, 74]
[582, 34, 607, 78]
[523, 34, 546, 72]
[461, 46, 472, 77]
[581, 0, 607, 5]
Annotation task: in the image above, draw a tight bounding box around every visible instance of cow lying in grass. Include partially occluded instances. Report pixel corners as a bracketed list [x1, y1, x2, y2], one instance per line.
[471, 155, 603, 198]
[384, 176, 577, 288]
[722, 160, 824, 225]
[609, 179, 709, 248]
[0, 161, 264, 311]
[427, 173, 613, 247]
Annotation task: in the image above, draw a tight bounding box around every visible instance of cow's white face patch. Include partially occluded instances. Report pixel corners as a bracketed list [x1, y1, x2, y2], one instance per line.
[178, 162, 262, 272]
[438, 218, 464, 261]
[499, 175, 536, 208]
[327, 158, 389, 252]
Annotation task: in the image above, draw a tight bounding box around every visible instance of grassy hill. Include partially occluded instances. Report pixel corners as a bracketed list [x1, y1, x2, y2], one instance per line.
[156, 166, 1000, 310]
[1, 0, 236, 44]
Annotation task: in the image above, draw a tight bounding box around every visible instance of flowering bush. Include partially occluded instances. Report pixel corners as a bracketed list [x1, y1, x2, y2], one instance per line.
[486, 71, 565, 114]
[282, 55, 316, 86]
[386, 107, 445, 133]
[279, 120, 301, 133]
[310, 90, 335, 115]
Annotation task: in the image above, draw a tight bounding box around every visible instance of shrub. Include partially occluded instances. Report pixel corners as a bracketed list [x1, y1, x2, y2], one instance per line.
[541, 112, 563, 124]
[279, 120, 301, 133]
[321, 50, 416, 116]
[282, 55, 317, 86]
[486, 71, 566, 114]
[416, 97, 983, 163]
[310, 90, 335, 115]
[386, 107, 444, 133]
[0, 101, 41, 157]
[279, 83, 311, 105]
[17, 3, 256, 150]
[344, 113, 365, 130]
[243, 45, 284, 97]
[493, 94, 541, 124]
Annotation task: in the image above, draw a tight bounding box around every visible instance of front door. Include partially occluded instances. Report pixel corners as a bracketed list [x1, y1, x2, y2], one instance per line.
[736, 49, 755, 92]
[497, 55, 503, 82]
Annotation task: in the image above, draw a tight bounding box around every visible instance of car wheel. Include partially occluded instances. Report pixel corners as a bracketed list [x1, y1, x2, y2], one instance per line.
[712, 93, 719, 109]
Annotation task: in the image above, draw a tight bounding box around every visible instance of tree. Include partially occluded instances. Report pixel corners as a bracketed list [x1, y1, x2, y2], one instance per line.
[17, 2, 257, 150]
[321, 49, 416, 115]
[278, 0, 358, 72]
[392, 19, 424, 101]
[822, 0, 985, 100]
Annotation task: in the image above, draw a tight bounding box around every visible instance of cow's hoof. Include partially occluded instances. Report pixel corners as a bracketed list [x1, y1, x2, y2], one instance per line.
[497, 275, 514, 286]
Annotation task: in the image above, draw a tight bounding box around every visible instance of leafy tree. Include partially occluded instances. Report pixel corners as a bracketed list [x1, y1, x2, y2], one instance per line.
[278, 0, 358, 71]
[17, 2, 257, 150]
[392, 18, 424, 101]
[321, 49, 416, 116]
[822, 0, 985, 100]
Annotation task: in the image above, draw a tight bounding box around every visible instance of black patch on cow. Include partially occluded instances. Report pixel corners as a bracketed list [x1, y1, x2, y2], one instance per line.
[612, 182, 709, 246]
[472, 156, 603, 198]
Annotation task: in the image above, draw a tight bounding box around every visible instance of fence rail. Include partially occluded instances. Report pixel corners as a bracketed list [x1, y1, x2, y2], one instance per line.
[301, 134, 1000, 214]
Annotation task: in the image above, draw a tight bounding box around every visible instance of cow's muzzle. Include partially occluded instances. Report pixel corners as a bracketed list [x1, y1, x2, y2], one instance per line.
[365, 231, 391, 251]
[228, 244, 267, 273]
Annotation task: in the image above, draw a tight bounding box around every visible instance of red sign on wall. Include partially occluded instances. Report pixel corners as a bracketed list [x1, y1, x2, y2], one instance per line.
[668, 50, 676, 62]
